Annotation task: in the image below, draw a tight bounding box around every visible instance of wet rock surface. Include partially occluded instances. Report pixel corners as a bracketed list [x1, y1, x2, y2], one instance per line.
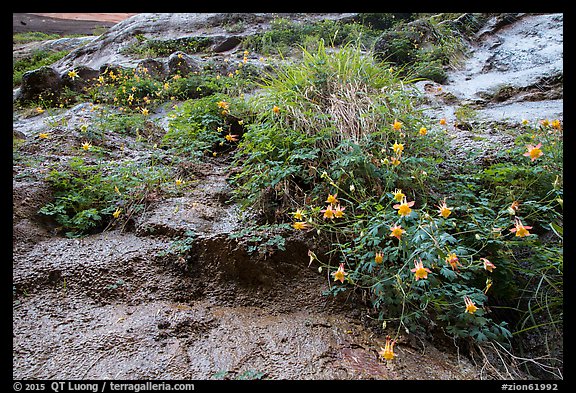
[13, 12, 562, 380]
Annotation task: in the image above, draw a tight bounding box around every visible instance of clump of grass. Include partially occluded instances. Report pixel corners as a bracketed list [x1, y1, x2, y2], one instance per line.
[13, 49, 70, 87]
[13, 31, 62, 44]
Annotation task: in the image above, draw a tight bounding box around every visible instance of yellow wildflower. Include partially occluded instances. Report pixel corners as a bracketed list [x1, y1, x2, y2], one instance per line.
[392, 141, 404, 155]
[523, 143, 543, 162]
[273, 105, 280, 114]
[292, 221, 310, 230]
[464, 296, 478, 314]
[439, 118, 447, 126]
[225, 134, 239, 142]
[81, 142, 92, 151]
[321, 204, 335, 219]
[378, 336, 397, 361]
[141, 107, 149, 116]
[292, 209, 305, 220]
[480, 257, 496, 272]
[326, 193, 338, 205]
[392, 189, 405, 202]
[411, 259, 431, 281]
[112, 208, 122, 219]
[419, 127, 427, 135]
[38, 132, 49, 139]
[510, 218, 533, 237]
[68, 69, 78, 80]
[445, 253, 461, 271]
[36, 107, 45, 114]
[333, 204, 346, 218]
[393, 197, 415, 217]
[438, 199, 453, 218]
[392, 119, 402, 131]
[374, 252, 384, 264]
[331, 263, 348, 283]
[389, 224, 405, 240]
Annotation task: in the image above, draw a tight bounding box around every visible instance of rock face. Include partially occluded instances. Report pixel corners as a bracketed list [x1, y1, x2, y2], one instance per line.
[17, 66, 63, 104]
[14, 13, 359, 105]
[13, 13, 562, 380]
[421, 13, 563, 126]
[50, 13, 358, 73]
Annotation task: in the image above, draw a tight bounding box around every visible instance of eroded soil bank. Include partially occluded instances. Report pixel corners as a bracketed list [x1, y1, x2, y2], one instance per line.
[13, 155, 488, 380]
[13, 12, 562, 381]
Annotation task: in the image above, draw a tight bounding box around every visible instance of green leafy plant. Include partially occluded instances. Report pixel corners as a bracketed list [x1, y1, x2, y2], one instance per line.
[39, 156, 170, 237]
[228, 40, 563, 362]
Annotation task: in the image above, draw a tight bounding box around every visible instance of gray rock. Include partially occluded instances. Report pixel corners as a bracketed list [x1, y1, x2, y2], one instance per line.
[61, 65, 100, 93]
[50, 13, 358, 73]
[167, 51, 201, 77]
[15, 66, 62, 104]
[136, 58, 167, 80]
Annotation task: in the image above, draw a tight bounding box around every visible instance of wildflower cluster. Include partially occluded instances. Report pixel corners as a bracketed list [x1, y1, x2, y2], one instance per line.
[230, 42, 562, 361]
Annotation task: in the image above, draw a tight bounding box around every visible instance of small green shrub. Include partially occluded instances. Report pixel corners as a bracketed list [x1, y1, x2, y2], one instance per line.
[39, 156, 170, 237]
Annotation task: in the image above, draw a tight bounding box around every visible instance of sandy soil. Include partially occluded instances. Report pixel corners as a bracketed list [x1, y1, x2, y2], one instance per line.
[27, 13, 138, 23]
[13, 13, 137, 35]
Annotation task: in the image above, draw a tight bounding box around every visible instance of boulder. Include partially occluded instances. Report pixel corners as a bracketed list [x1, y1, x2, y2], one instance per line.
[136, 58, 167, 80]
[61, 65, 100, 93]
[15, 66, 62, 104]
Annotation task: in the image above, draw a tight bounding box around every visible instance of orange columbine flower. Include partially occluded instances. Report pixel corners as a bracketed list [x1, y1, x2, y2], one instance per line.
[393, 197, 415, 217]
[510, 218, 533, 237]
[332, 263, 348, 283]
[464, 296, 478, 314]
[378, 336, 397, 361]
[333, 204, 346, 218]
[480, 257, 496, 272]
[292, 221, 310, 230]
[326, 193, 338, 205]
[392, 189, 405, 202]
[273, 105, 280, 114]
[445, 253, 461, 271]
[321, 204, 336, 219]
[508, 200, 520, 215]
[411, 259, 431, 281]
[217, 100, 229, 110]
[439, 118, 447, 126]
[374, 252, 384, 264]
[438, 199, 453, 218]
[225, 134, 239, 142]
[551, 119, 562, 130]
[523, 143, 543, 162]
[419, 127, 427, 136]
[389, 224, 405, 240]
